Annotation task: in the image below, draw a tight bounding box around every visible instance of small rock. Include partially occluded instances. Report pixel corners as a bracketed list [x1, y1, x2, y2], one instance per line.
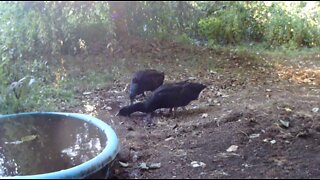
[247, 104, 255, 110]
[210, 70, 216, 74]
[270, 140, 276, 144]
[191, 161, 206, 168]
[139, 162, 149, 170]
[84, 104, 95, 111]
[106, 106, 112, 111]
[226, 145, 238, 152]
[201, 113, 208, 118]
[212, 170, 229, 176]
[112, 90, 121, 94]
[249, 133, 260, 139]
[263, 138, 270, 142]
[216, 91, 223, 96]
[266, 89, 272, 92]
[149, 163, 161, 169]
[83, 91, 92, 95]
[175, 149, 187, 157]
[242, 163, 253, 168]
[222, 94, 229, 98]
[312, 107, 319, 113]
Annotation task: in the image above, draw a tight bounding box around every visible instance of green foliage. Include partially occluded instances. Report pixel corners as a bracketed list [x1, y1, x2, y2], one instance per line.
[198, 1, 320, 49]
[262, 3, 320, 49]
[198, 2, 267, 45]
[0, 1, 113, 59]
[0, 2, 114, 114]
[174, 33, 192, 44]
[125, 1, 205, 40]
[0, 59, 73, 114]
[199, 2, 247, 44]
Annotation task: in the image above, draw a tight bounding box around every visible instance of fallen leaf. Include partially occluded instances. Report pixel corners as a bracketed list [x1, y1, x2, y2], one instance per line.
[226, 145, 238, 152]
[28, 78, 35, 87]
[165, 137, 174, 141]
[21, 135, 38, 142]
[214, 152, 240, 159]
[249, 133, 260, 139]
[284, 107, 292, 112]
[119, 161, 129, 168]
[279, 120, 290, 128]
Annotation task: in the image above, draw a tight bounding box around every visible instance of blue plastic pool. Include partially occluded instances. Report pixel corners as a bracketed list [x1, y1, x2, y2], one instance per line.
[0, 112, 120, 179]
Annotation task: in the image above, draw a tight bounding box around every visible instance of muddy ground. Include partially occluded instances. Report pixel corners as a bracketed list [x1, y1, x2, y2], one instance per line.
[62, 40, 320, 179]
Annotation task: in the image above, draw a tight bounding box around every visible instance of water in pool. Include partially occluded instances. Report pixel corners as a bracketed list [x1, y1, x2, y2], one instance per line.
[0, 114, 107, 177]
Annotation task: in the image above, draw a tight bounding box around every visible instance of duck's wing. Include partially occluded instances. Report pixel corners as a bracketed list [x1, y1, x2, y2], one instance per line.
[145, 84, 184, 111]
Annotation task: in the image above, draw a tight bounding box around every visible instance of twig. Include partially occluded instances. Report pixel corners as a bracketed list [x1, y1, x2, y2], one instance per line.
[239, 130, 249, 137]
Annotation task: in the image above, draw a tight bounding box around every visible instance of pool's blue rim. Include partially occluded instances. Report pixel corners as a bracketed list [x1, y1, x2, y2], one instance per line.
[0, 112, 120, 179]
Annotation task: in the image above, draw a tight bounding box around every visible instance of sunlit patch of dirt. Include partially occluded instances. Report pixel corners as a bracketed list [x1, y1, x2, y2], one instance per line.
[276, 64, 320, 85]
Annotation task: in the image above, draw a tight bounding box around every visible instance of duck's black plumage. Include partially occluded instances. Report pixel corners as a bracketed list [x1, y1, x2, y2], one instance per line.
[129, 69, 165, 104]
[118, 81, 206, 118]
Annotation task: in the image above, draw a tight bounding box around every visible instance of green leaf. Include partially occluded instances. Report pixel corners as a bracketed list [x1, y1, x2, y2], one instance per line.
[21, 134, 38, 142]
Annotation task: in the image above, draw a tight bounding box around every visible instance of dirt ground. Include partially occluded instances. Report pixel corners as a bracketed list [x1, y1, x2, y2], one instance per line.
[63, 40, 320, 179]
